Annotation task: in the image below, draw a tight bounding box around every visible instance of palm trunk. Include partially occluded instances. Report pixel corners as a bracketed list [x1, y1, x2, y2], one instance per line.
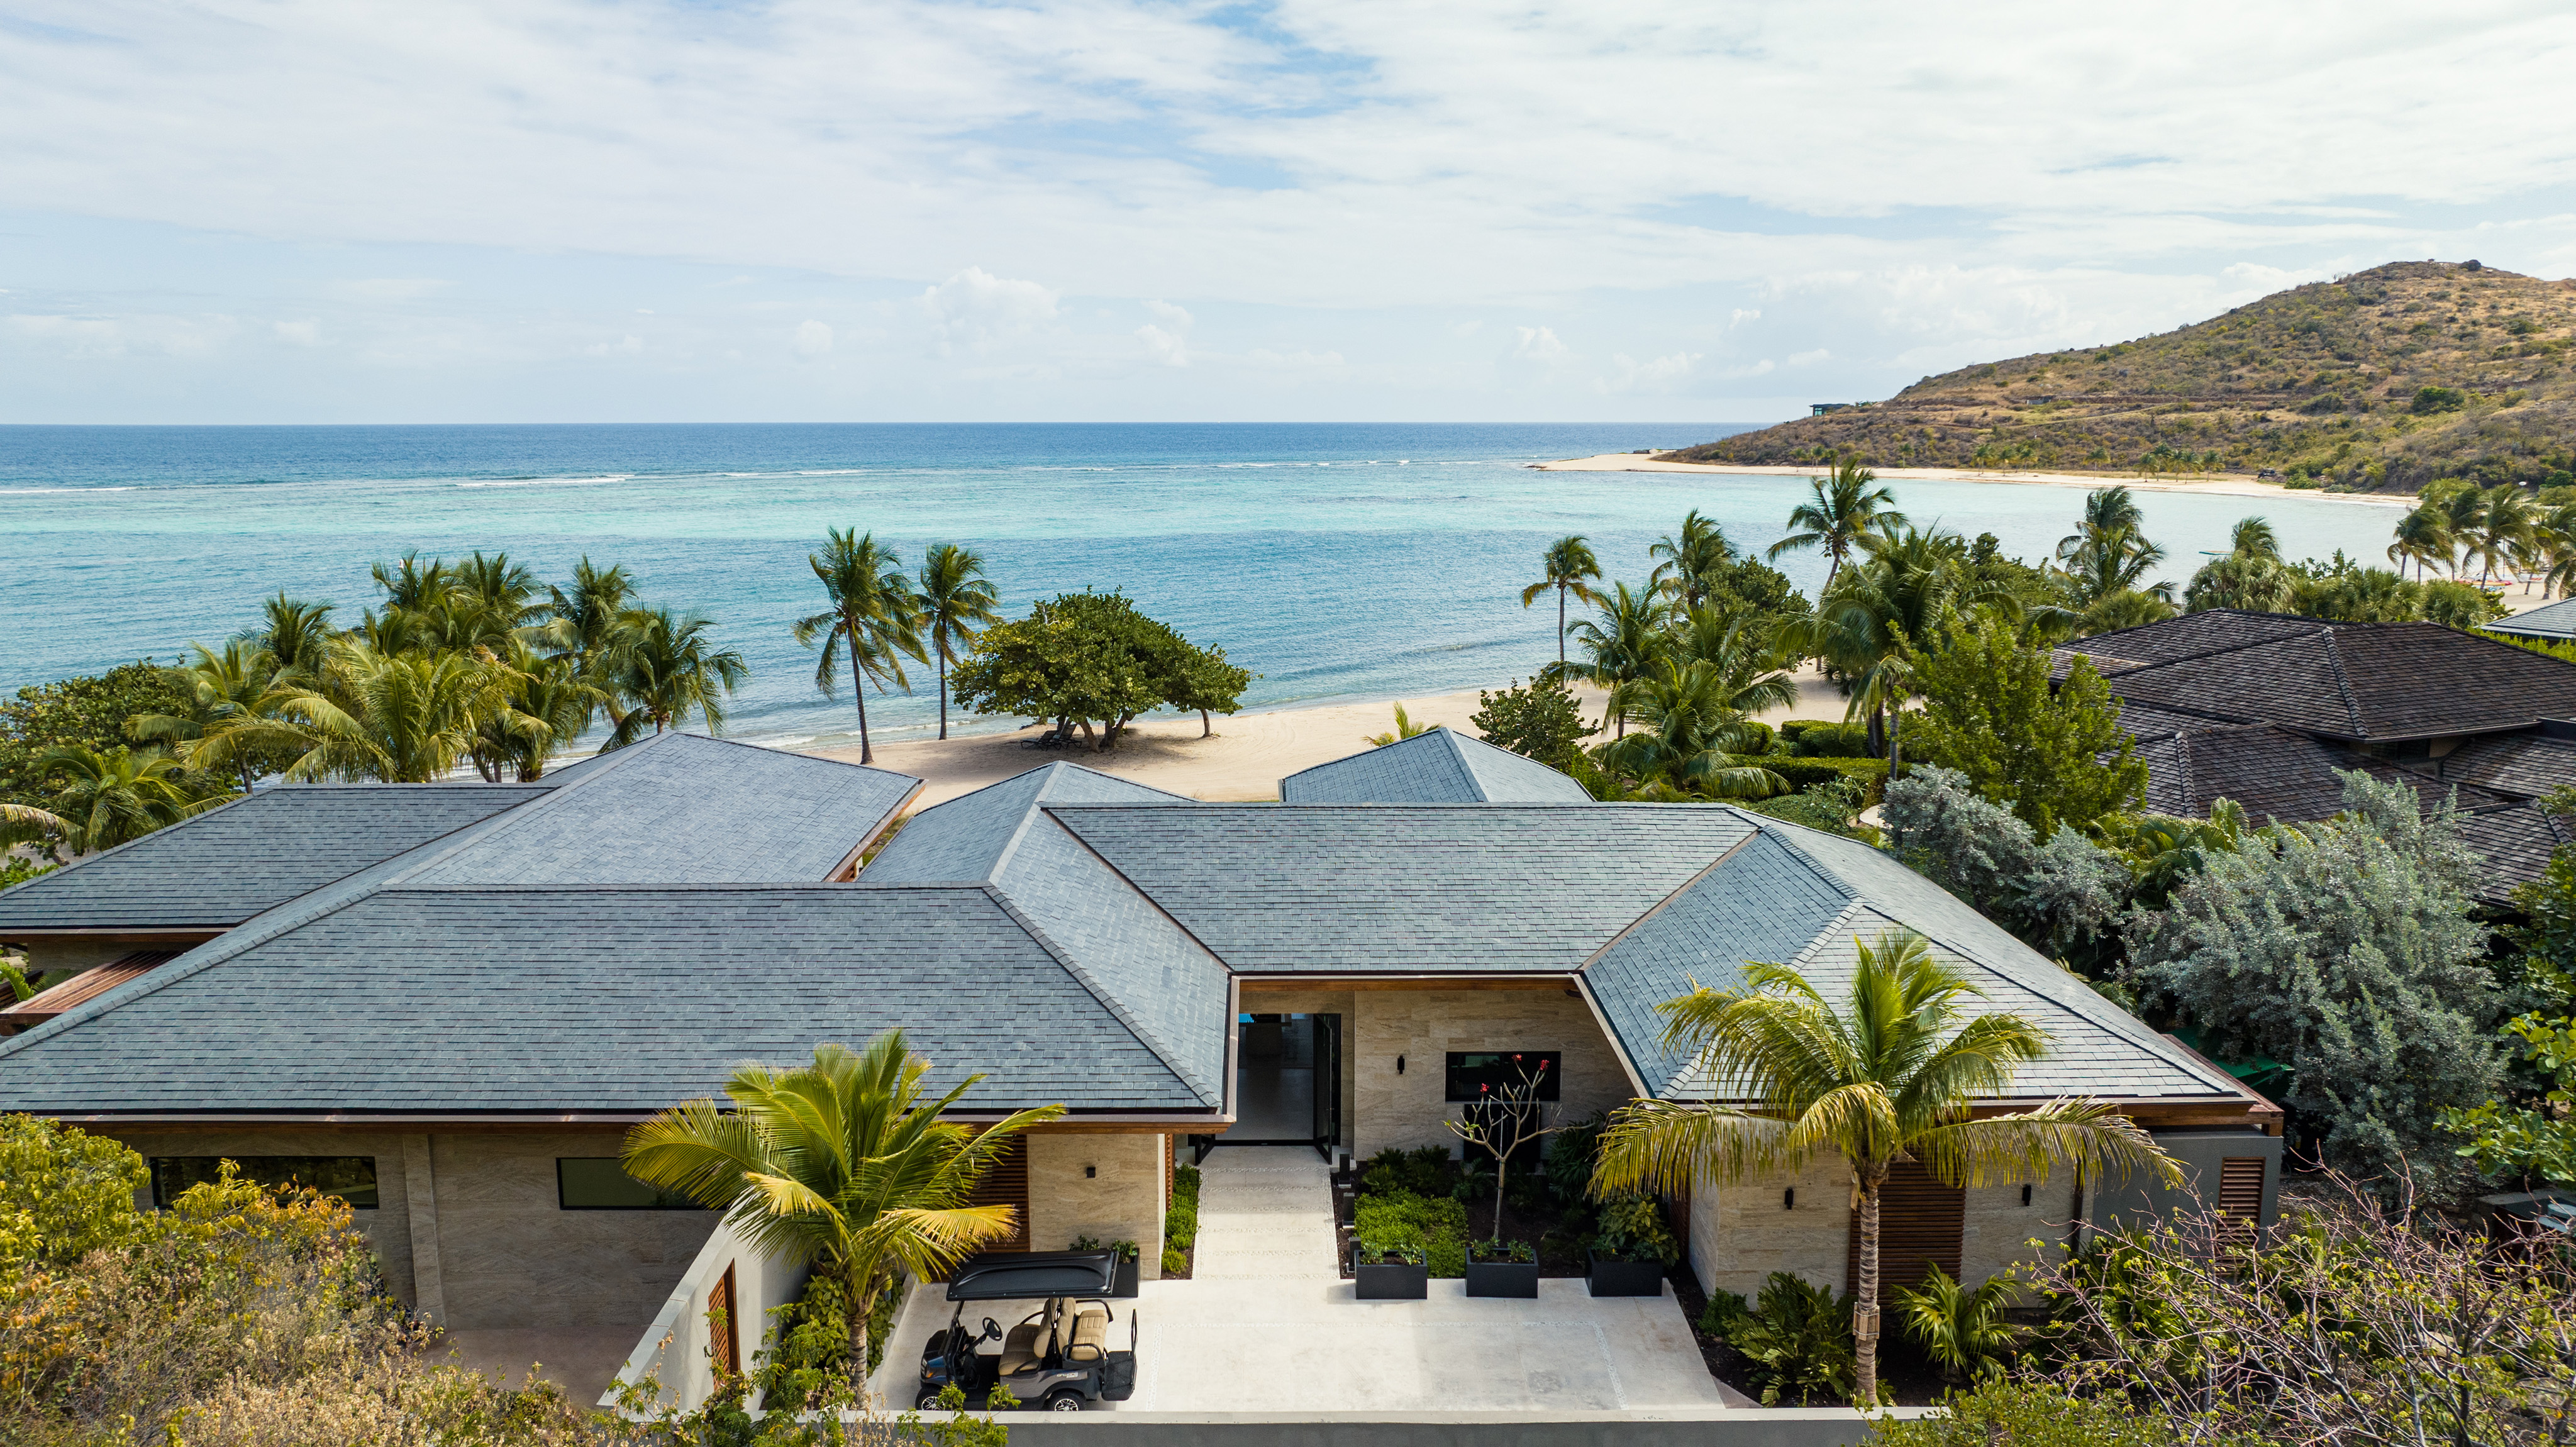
[1557, 585, 1568, 665]
[1854, 1167, 1885, 1405]
[848, 1261, 874, 1403]
[855, 684, 874, 766]
[937, 652, 949, 741]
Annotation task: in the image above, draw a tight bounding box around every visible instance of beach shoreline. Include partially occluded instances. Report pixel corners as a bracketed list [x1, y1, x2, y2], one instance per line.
[1532, 454, 2411, 507]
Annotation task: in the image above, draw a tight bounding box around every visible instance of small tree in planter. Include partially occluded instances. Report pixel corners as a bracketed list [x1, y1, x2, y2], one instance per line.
[1445, 1055, 1567, 1242]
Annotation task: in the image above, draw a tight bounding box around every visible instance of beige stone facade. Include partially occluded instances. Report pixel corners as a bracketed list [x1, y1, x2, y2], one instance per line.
[106, 1126, 718, 1331]
[1023, 1131, 1169, 1280]
[1687, 1163, 2080, 1300]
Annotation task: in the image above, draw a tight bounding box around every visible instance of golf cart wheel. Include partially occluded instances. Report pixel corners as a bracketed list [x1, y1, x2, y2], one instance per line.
[1046, 1390, 1085, 1412]
[916, 1389, 941, 1410]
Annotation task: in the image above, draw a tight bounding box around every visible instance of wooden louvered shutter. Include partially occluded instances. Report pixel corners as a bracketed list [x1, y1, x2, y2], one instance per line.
[1848, 1159, 1965, 1294]
[967, 1135, 1031, 1253]
[708, 1263, 741, 1378]
[2216, 1157, 2265, 1235]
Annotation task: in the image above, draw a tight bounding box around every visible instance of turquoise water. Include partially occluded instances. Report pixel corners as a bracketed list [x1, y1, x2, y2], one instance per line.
[0, 424, 2406, 750]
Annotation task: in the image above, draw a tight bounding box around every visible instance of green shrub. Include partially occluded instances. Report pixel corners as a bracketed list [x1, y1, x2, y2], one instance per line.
[1590, 1192, 1679, 1264]
[1358, 1143, 1457, 1197]
[1777, 719, 1872, 757]
[1355, 1188, 1468, 1275]
[1732, 719, 1775, 756]
[1161, 1244, 1186, 1275]
[1724, 1272, 1855, 1406]
[2412, 384, 2467, 414]
[1762, 756, 1889, 803]
[1893, 1263, 2021, 1380]
[1543, 1114, 1605, 1204]
[1868, 1377, 2177, 1446]
[0, 1114, 148, 1272]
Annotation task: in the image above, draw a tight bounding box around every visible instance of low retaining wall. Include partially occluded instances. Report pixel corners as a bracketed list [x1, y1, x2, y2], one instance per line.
[994, 1407, 1929, 1447]
[601, 1219, 808, 1413]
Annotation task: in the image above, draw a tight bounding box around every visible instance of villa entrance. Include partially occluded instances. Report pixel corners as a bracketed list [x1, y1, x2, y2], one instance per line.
[1231, 1012, 1340, 1156]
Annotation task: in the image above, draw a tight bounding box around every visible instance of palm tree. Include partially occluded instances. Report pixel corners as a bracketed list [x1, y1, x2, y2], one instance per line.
[36, 745, 223, 853]
[2057, 524, 2172, 608]
[0, 801, 69, 860]
[1782, 528, 2018, 763]
[1768, 461, 1905, 589]
[1365, 704, 1433, 746]
[604, 609, 749, 748]
[235, 592, 337, 677]
[130, 641, 282, 792]
[1648, 511, 1735, 611]
[1521, 536, 1604, 667]
[1668, 605, 1800, 724]
[541, 558, 641, 669]
[471, 645, 608, 782]
[2057, 487, 2145, 561]
[623, 1032, 1065, 1400]
[1594, 929, 2179, 1404]
[794, 529, 925, 766]
[1597, 658, 1790, 797]
[1553, 582, 1672, 737]
[2229, 516, 2279, 559]
[448, 551, 548, 645]
[194, 641, 532, 783]
[2463, 485, 2539, 586]
[2387, 506, 2449, 582]
[2538, 505, 2576, 599]
[915, 543, 1002, 741]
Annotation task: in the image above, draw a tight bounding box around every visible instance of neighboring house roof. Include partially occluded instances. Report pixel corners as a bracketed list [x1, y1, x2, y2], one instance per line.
[2407, 729, 2576, 801]
[2458, 807, 2576, 887]
[0, 949, 184, 1031]
[0, 887, 1213, 1116]
[1052, 803, 1761, 973]
[2131, 723, 2517, 821]
[0, 784, 548, 934]
[2487, 597, 2576, 643]
[2059, 612, 2576, 741]
[1277, 728, 1592, 804]
[862, 762, 1188, 884]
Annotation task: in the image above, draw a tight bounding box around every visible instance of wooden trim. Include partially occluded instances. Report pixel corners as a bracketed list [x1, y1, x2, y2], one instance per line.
[1847, 1160, 1963, 1295]
[828, 779, 928, 882]
[1238, 975, 1575, 992]
[709, 1263, 742, 1378]
[966, 1134, 1031, 1252]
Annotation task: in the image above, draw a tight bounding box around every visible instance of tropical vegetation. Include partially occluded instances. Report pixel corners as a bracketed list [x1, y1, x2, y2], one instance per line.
[948, 590, 1248, 750]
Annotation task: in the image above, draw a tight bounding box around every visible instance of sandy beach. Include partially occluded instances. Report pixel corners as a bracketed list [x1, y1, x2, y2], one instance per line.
[814, 669, 1848, 806]
[1534, 454, 2411, 507]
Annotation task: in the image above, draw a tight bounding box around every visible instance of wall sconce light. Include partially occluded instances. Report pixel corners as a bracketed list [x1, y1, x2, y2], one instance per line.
[1085, 1165, 1097, 1180]
[2020, 1184, 2033, 1207]
[1396, 1055, 1406, 1075]
[1783, 1187, 1796, 1210]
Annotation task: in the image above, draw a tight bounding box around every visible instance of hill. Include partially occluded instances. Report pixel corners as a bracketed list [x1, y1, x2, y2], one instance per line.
[1667, 260, 2576, 492]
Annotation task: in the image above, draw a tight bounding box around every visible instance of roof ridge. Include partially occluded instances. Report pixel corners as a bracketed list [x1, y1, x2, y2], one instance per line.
[663, 728, 923, 783]
[975, 879, 1217, 1106]
[2318, 630, 2367, 738]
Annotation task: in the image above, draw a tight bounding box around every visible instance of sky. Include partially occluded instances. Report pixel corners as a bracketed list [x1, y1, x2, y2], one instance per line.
[4, 2, 2575, 426]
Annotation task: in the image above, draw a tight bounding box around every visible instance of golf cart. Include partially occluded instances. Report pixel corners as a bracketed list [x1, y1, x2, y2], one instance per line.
[916, 1251, 1138, 1412]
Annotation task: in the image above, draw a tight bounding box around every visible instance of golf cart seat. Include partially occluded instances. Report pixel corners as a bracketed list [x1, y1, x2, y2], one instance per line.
[1066, 1306, 1112, 1363]
[1000, 1324, 1044, 1376]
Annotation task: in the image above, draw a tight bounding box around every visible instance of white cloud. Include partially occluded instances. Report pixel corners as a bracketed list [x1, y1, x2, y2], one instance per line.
[919, 267, 1060, 357]
[272, 319, 321, 346]
[1729, 309, 1762, 329]
[1597, 350, 1701, 394]
[1138, 299, 1191, 366]
[1787, 347, 1831, 367]
[791, 319, 833, 357]
[328, 279, 450, 302]
[586, 333, 645, 357]
[1512, 325, 1568, 362]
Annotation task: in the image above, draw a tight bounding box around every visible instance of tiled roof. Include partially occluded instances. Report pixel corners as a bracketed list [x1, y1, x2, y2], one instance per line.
[0, 950, 184, 1029]
[862, 762, 1187, 885]
[0, 887, 1211, 1116]
[2488, 599, 2576, 643]
[1052, 804, 1762, 973]
[0, 784, 548, 933]
[2059, 613, 2576, 741]
[2134, 724, 2516, 821]
[2402, 731, 2576, 801]
[1279, 729, 1592, 804]
[2458, 808, 2576, 899]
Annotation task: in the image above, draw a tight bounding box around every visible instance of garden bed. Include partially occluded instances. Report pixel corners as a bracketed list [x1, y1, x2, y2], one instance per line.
[1334, 1141, 1671, 1281]
[1670, 1267, 1955, 1409]
[1160, 1161, 1200, 1280]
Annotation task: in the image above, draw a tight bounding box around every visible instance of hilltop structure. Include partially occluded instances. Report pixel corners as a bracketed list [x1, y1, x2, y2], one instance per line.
[1671, 260, 2576, 491]
[0, 728, 2273, 1375]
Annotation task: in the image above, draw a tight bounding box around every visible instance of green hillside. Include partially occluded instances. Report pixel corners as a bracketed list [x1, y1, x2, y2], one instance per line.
[1668, 260, 2576, 492]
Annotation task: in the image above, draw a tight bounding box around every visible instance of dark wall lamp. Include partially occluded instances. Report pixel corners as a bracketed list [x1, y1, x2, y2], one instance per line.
[1783, 1187, 1795, 1210]
[1085, 1165, 1097, 1179]
[1396, 1055, 1406, 1075]
[2021, 1183, 2033, 1206]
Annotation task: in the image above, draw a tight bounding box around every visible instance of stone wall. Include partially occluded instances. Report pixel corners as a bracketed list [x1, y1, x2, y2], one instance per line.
[1346, 988, 1630, 1161]
[1024, 1132, 1168, 1280]
[1689, 1163, 2079, 1300]
[104, 1126, 719, 1331]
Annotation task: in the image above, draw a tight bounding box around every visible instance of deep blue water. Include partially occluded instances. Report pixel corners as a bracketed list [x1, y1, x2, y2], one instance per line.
[0, 423, 2407, 749]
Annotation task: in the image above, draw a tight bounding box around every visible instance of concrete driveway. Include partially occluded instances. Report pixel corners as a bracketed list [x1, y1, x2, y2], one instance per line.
[872, 1146, 1729, 1413]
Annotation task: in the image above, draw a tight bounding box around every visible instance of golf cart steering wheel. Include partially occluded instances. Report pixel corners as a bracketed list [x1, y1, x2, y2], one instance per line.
[980, 1317, 1002, 1341]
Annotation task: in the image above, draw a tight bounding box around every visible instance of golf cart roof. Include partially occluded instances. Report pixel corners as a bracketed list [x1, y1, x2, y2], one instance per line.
[944, 1251, 1118, 1302]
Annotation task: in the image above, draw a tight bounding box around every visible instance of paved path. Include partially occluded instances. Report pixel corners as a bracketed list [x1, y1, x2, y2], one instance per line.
[1191, 1145, 1341, 1281]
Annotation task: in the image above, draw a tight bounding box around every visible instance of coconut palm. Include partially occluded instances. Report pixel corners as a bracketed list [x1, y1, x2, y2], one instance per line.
[1364, 703, 1433, 747]
[129, 641, 283, 792]
[194, 641, 533, 783]
[2539, 505, 2576, 599]
[1521, 535, 1605, 666]
[794, 529, 925, 766]
[1594, 929, 2179, 1404]
[2184, 552, 2297, 614]
[1782, 528, 2018, 763]
[623, 1032, 1065, 1399]
[1648, 511, 1735, 611]
[0, 801, 69, 859]
[36, 745, 223, 853]
[1669, 605, 1799, 717]
[448, 551, 548, 641]
[915, 543, 1002, 741]
[1553, 582, 1672, 737]
[235, 592, 337, 677]
[2462, 485, 2540, 585]
[2387, 505, 2450, 583]
[2057, 524, 2172, 608]
[541, 558, 641, 669]
[2229, 516, 2279, 559]
[2057, 487, 2146, 561]
[1770, 461, 1906, 589]
[604, 609, 748, 748]
[1597, 658, 1789, 797]
[470, 645, 609, 782]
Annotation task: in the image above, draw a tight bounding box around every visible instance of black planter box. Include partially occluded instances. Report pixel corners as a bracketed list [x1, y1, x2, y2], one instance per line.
[1113, 1256, 1140, 1299]
[1586, 1251, 1664, 1297]
[1465, 1260, 1540, 1298]
[1353, 1260, 1428, 1299]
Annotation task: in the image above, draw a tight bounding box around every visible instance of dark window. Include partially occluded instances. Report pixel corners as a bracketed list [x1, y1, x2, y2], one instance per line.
[557, 1158, 708, 1211]
[1444, 1051, 1561, 1103]
[149, 1156, 377, 1210]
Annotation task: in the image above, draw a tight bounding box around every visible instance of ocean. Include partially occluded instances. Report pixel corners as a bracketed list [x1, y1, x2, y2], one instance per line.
[0, 423, 2407, 751]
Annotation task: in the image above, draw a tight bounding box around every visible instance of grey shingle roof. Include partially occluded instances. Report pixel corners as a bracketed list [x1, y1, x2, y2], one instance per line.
[2458, 807, 2576, 898]
[862, 762, 1187, 885]
[2062, 613, 2576, 741]
[2404, 731, 2576, 801]
[2133, 724, 2516, 821]
[401, 733, 919, 885]
[2488, 598, 2576, 643]
[0, 784, 548, 933]
[1279, 729, 1591, 804]
[1054, 804, 1762, 973]
[0, 887, 1209, 1116]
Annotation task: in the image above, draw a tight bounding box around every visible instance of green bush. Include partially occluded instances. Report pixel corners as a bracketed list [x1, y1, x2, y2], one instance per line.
[1358, 1144, 1457, 1197]
[1731, 719, 1775, 756]
[1893, 1263, 2020, 1380]
[1776, 719, 1872, 757]
[1590, 1192, 1679, 1264]
[1354, 1189, 1468, 1277]
[2412, 384, 2468, 414]
[1719, 1272, 1855, 1406]
[1542, 1113, 1606, 1203]
[1163, 1161, 1201, 1255]
[1760, 756, 1889, 803]
[1160, 1244, 1186, 1275]
[1868, 1377, 2177, 1446]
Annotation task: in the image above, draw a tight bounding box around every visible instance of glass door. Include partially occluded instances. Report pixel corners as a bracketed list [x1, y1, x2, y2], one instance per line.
[1311, 1013, 1342, 1158]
